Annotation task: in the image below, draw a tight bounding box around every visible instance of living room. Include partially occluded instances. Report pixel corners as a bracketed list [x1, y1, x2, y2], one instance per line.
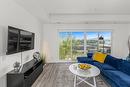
[0, 0, 130, 87]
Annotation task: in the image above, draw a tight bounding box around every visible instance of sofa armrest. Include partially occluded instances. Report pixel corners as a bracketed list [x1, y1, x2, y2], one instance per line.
[77, 57, 87, 63]
[77, 57, 94, 64]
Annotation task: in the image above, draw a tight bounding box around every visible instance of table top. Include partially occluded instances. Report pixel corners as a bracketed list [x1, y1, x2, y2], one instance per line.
[69, 63, 100, 78]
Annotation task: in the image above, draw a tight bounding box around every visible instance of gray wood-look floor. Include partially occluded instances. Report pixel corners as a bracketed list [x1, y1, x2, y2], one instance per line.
[32, 63, 110, 87]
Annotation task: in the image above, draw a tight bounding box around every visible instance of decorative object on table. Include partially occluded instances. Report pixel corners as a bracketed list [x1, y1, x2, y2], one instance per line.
[13, 61, 20, 72]
[126, 36, 130, 62]
[33, 52, 41, 62]
[78, 63, 91, 70]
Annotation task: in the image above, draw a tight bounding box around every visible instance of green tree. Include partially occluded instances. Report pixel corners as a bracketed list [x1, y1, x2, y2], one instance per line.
[59, 36, 71, 60]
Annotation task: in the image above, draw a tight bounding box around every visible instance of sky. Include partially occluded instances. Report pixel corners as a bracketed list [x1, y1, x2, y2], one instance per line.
[59, 32, 111, 40]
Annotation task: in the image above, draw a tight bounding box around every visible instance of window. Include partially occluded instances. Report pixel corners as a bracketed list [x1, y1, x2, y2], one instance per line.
[59, 31, 111, 60]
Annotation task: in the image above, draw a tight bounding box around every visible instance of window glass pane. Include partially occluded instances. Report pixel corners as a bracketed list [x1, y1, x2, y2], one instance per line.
[99, 32, 111, 54]
[59, 32, 72, 60]
[86, 32, 98, 53]
[72, 32, 84, 60]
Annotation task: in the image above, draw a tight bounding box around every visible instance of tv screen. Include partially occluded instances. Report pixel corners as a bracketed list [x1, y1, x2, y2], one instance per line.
[19, 30, 34, 52]
[7, 26, 19, 54]
[6, 26, 35, 55]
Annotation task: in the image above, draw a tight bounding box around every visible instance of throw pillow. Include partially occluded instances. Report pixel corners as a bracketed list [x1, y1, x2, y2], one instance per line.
[93, 52, 107, 63]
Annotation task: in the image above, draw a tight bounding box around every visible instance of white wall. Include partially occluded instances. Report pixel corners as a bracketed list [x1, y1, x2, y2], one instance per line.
[43, 24, 130, 63]
[0, 0, 43, 87]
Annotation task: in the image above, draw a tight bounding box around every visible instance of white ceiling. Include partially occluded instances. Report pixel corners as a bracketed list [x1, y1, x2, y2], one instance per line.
[15, 0, 130, 24]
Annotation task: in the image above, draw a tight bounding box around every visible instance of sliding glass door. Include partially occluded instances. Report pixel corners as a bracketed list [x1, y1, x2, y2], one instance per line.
[59, 31, 111, 61]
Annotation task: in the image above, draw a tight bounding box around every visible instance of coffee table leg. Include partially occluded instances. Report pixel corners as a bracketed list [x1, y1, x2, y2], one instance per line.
[93, 77, 97, 87]
[77, 76, 97, 87]
[74, 75, 77, 87]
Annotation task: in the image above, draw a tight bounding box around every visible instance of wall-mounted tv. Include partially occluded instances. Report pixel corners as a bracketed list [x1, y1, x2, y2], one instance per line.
[6, 26, 35, 55]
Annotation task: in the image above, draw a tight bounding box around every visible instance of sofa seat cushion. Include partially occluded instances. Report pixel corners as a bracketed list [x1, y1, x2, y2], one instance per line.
[103, 70, 130, 87]
[93, 62, 116, 71]
[102, 64, 116, 70]
[118, 60, 130, 76]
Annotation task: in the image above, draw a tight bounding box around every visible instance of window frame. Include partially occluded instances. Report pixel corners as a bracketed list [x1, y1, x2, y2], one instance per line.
[58, 29, 113, 61]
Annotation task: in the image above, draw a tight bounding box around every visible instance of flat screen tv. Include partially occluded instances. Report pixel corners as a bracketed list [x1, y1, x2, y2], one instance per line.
[6, 26, 35, 55]
[19, 30, 34, 52]
[7, 26, 19, 54]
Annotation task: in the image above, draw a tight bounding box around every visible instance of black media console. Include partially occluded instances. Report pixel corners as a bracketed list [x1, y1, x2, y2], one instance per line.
[7, 59, 43, 87]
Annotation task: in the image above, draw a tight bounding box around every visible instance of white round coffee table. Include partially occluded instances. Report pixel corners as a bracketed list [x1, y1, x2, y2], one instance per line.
[69, 63, 100, 87]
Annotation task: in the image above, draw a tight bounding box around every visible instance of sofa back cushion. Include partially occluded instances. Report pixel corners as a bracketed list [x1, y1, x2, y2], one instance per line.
[87, 53, 93, 58]
[118, 60, 130, 76]
[104, 55, 122, 69]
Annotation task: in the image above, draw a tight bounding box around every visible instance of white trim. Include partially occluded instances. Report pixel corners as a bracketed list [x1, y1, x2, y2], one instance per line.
[58, 29, 113, 32]
[50, 13, 130, 16]
[84, 32, 87, 54]
[71, 32, 73, 60]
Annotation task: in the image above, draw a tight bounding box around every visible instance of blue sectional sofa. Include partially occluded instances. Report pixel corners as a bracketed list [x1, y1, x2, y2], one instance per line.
[77, 53, 130, 87]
